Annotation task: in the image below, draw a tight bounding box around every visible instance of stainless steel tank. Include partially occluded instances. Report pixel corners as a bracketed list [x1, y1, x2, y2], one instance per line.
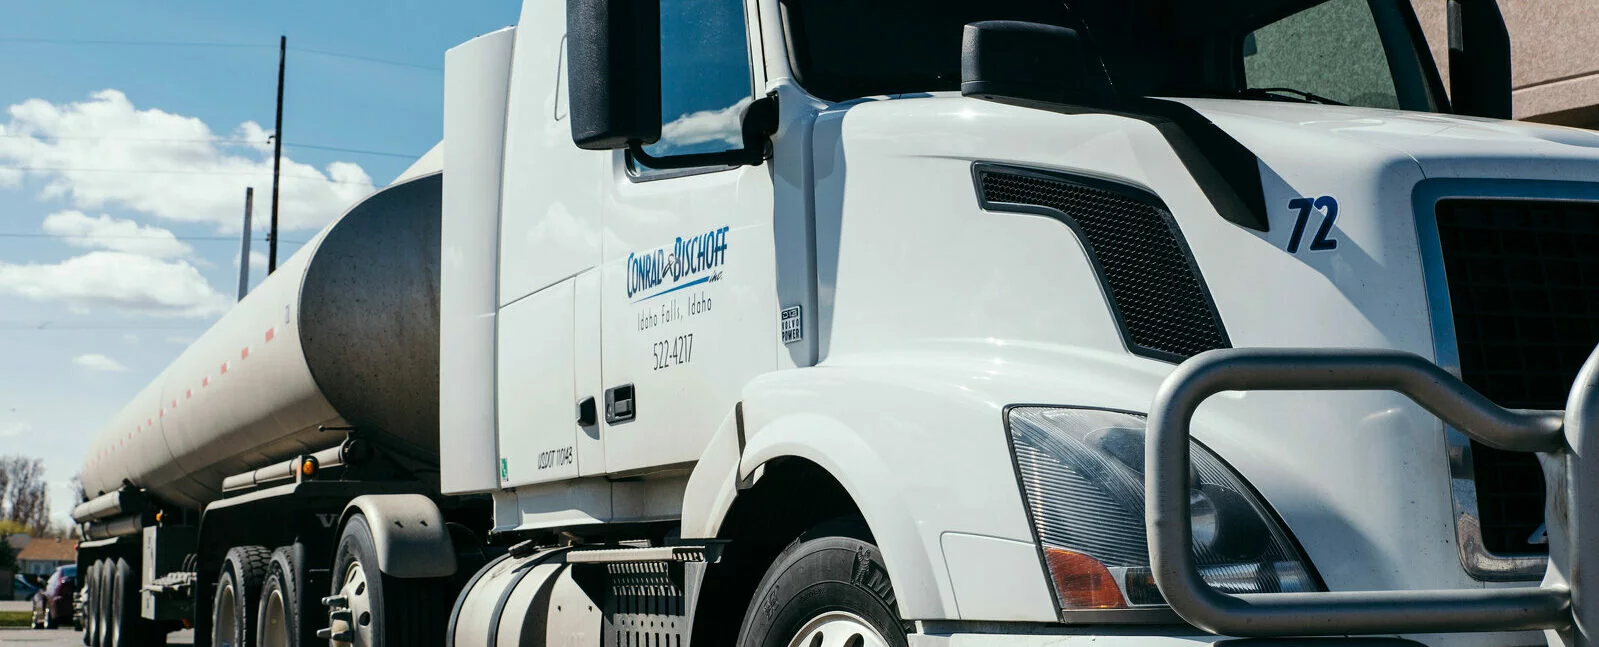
[81, 173, 442, 509]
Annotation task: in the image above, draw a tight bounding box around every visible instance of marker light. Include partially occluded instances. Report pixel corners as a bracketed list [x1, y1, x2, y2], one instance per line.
[300, 457, 318, 477]
[1043, 547, 1127, 609]
[1006, 407, 1320, 615]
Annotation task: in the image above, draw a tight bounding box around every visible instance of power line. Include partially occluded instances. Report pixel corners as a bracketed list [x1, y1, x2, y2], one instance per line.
[285, 143, 420, 159]
[289, 46, 441, 72]
[0, 165, 374, 186]
[0, 37, 267, 49]
[0, 133, 420, 159]
[0, 37, 440, 72]
[0, 233, 309, 244]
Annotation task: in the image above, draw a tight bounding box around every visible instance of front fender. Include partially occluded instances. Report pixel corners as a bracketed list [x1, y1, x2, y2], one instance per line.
[727, 357, 1070, 621]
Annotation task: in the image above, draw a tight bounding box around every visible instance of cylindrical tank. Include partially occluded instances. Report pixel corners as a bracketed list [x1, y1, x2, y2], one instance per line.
[81, 173, 443, 510]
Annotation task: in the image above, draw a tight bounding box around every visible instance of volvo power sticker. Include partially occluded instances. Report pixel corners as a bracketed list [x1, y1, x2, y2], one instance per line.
[626, 225, 730, 302]
[781, 305, 803, 344]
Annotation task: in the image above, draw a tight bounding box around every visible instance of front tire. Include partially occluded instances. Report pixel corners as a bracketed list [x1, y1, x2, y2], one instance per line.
[214, 546, 271, 647]
[735, 526, 906, 647]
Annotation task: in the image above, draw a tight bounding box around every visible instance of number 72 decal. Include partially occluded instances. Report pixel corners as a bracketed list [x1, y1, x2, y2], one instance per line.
[1286, 196, 1339, 253]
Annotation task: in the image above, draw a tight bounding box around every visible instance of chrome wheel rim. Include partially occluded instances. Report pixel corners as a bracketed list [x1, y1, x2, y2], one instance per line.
[214, 578, 237, 647]
[331, 559, 373, 647]
[785, 611, 890, 647]
[260, 586, 288, 647]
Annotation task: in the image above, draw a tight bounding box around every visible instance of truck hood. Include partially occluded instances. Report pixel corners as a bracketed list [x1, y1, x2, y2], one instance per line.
[1172, 98, 1599, 181]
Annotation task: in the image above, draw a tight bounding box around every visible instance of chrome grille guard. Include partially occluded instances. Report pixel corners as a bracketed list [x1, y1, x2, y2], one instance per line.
[1146, 347, 1599, 641]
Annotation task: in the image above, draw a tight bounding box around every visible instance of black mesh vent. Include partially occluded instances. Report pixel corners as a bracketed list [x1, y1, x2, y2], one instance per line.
[976, 165, 1229, 360]
[1435, 198, 1599, 556]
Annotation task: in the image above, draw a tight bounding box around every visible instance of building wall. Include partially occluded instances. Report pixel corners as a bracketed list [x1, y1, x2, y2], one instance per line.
[1413, 0, 1599, 128]
[20, 558, 69, 576]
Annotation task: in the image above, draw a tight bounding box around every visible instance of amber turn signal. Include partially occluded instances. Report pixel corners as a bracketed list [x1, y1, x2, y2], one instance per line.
[1043, 547, 1127, 609]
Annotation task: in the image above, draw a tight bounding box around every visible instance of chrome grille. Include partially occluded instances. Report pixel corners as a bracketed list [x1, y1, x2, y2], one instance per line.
[1435, 197, 1599, 556]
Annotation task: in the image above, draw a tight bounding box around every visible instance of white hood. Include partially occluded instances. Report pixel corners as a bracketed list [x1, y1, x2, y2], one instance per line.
[1174, 98, 1599, 182]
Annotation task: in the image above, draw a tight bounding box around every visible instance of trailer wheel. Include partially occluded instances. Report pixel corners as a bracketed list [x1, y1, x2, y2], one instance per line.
[257, 547, 305, 647]
[81, 561, 98, 646]
[735, 527, 906, 647]
[93, 560, 113, 647]
[110, 557, 165, 647]
[327, 514, 448, 647]
[214, 546, 272, 647]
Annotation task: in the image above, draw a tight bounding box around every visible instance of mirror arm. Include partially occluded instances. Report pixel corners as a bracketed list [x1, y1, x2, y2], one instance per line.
[628, 94, 779, 170]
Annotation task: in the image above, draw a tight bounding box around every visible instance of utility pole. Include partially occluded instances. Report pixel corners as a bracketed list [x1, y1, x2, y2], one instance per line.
[268, 35, 286, 274]
[238, 188, 254, 300]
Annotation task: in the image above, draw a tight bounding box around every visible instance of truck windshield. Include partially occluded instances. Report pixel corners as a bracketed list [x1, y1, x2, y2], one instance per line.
[780, 0, 1442, 112]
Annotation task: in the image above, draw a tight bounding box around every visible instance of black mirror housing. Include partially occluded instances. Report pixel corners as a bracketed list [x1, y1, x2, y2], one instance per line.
[960, 21, 1117, 109]
[1447, 0, 1512, 119]
[567, 0, 661, 150]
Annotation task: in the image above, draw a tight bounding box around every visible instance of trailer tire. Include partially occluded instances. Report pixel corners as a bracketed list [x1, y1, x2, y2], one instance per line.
[93, 560, 113, 647]
[257, 547, 304, 647]
[111, 558, 165, 647]
[214, 546, 272, 647]
[735, 526, 906, 647]
[329, 514, 448, 647]
[82, 560, 98, 646]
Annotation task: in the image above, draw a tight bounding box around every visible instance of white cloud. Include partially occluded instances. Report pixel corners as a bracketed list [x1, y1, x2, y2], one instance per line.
[656, 96, 752, 154]
[42, 210, 194, 259]
[72, 353, 128, 372]
[0, 90, 375, 232]
[123, 333, 139, 344]
[0, 250, 230, 317]
[233, 250, 267, 276]
[0, 421, 30, 438]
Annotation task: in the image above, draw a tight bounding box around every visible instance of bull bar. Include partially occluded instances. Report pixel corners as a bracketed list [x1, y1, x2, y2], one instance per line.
[1146, 346, 1599, 643]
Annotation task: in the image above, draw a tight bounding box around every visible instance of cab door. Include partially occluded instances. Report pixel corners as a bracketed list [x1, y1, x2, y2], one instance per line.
[494, 1, 607, 488]
[598, 0, 778, 474]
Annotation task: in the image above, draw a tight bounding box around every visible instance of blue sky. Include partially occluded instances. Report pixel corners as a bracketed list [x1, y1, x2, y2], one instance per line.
[0, 1, 519, 527]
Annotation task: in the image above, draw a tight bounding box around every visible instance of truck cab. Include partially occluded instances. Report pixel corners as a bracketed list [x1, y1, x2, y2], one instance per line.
[438, 0, 1599, 645]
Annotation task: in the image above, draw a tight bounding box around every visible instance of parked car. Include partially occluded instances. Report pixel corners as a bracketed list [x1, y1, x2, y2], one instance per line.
[30, 565, 76, 630]
[12, 573, 39, 601]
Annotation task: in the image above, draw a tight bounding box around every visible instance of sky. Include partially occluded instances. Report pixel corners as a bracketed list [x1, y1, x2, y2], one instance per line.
[0, 1, 521, 528]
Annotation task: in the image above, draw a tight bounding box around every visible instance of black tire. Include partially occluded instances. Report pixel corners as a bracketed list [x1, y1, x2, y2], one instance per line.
[214, 546, 272, 647]
[256, 547, 306, 647]
[82, 560, 98, 646]
[93, 560, 113, 647]
[329, 514, 449, 647]
[111, 558, 166, 647]
[736, 526, 907, 647]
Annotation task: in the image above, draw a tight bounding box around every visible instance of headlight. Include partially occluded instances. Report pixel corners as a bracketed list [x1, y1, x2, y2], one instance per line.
[1006, 407, 1320, 613]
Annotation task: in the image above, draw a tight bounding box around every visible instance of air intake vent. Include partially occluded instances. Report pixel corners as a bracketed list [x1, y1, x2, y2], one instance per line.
[975, 164, 1230, 361]
[1435, 198, 1599, 556]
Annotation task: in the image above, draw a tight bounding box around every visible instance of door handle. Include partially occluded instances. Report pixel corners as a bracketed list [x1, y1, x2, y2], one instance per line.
[577, 396, 597, 427]
[604, 384, 635, 424]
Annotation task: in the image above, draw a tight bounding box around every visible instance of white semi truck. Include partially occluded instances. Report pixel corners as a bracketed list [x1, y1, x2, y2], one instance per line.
[72, 0, 1599, 646]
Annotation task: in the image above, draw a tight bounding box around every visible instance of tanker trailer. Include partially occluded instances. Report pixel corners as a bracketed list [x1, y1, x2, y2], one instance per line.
[72, 159, 487, 647]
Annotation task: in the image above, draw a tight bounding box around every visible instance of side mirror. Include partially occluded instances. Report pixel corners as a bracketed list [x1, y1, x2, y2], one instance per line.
[1447, 0, 1512, 119]
[566, 0, 661, 150]
[960, 21, 1117, 109]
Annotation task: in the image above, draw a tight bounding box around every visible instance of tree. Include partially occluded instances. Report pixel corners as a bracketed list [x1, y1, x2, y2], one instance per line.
[0, 536, 15, 573]
[0, 456, 50, 534]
